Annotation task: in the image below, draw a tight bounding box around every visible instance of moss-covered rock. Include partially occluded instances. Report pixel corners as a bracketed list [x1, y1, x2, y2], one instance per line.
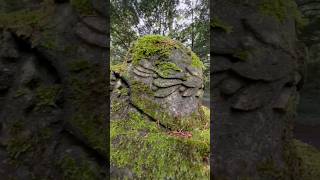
[130, 35, 204, 69]
[111, 108, 210, 179]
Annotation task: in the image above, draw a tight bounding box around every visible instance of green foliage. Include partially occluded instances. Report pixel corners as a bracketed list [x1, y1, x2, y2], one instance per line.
[211, 16, 233, 33]
[111, 111, 209, 179]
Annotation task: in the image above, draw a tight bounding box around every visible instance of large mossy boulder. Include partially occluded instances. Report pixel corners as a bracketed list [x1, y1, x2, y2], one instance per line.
[110, 35, 210, 179]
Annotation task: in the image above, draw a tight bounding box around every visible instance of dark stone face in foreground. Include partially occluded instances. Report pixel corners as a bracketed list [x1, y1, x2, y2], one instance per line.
[0, 0, 107, 179]
[212, 0, 305, 179]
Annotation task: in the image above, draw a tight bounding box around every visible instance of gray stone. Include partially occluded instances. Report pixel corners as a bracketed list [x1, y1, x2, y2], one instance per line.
[153, 78, 182, 88]
[139, 59, 154, 71]
[231, 49, 295, 81]
[135, 66, 154, 74]
[0, 68, 13, 91]
[133, 68, 152, 77]
[92, 0, 107, 17]
[154, 86, 179, 98]
[20, 57, 38, 85]
[187, 66, 203, 78]
[273, 87, 295, 111]
[182, 88, 198, 97]
[219, 77, 243, 95]
[0, 31, 19, 59]
[75, 22, 108, 48]
[81, 16, 107, 34]
[213, 56, 232, 72]
[182, 76, 202, 88]
[231, 83, 273, 111]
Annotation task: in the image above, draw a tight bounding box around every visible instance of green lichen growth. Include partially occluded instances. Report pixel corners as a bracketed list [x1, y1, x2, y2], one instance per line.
[70, 0, 96, 16]
[259, 0, 308, 27]
[211, 16, 233, 33]
[155, 61, 183, 77]
[191, 51, 205, 69]
[111, 111, 209, 179]
[35, 85, 61, 111]
[58, 155, 99, 180]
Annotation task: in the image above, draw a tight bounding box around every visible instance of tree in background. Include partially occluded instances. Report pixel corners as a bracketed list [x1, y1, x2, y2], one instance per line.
[111, 0, 209, 88]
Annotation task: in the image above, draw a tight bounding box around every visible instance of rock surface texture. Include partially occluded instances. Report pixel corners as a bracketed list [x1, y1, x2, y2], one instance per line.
[0, 0, 107, 179]
[212, 0, 305, 179]
[110, 35, 210, 179]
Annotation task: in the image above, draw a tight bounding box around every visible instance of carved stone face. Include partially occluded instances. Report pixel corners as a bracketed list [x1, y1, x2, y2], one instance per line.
[123, 36, 205, 130]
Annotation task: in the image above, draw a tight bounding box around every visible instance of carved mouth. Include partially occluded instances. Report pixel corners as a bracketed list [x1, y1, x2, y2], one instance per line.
[132, 59, 204, 98]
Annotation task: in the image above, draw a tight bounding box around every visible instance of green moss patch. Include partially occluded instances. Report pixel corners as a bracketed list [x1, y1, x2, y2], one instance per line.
[155, 61, 183, 77]
[111, 111, 209, 179]
[110, 62, 128, 75]
[130, 35, 204, 70]
[293, 139, 320, 179]
[131, 35, 178, 65]
[191, 51, 205, 69]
